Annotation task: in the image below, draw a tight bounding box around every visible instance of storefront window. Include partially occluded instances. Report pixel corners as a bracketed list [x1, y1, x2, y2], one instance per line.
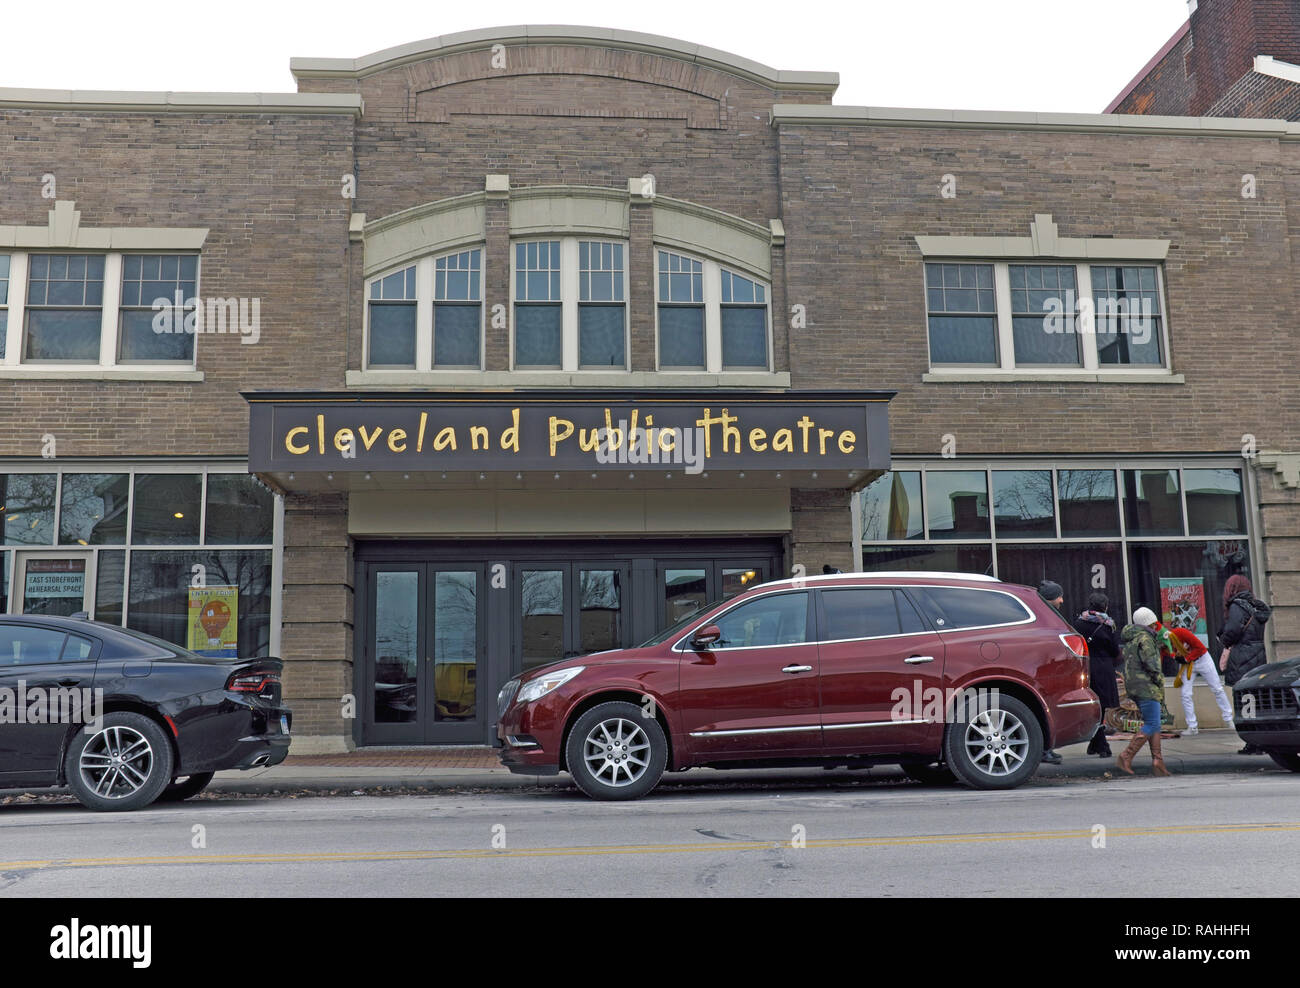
[1122, 469, 1182, 536]
[132, 474, 202, 545]
[59, 473, 129, 545]
[1058, 469, 1120, 538]
[992, 470, 1055, 537]
[860, 471, 923, 541]
[863, 544, 993, 576]
[1127, 540, 1250, 649]
[995, 542, 1127, 622]
[95, 549, 125, 625]
[1184, 469, 1246, 536]
[0, 550, 8, 611]
[205, 474, 274, 544]
[1, 473, 56, 545]
[126, 549, 272, 656]
[926, 471, 989, 539]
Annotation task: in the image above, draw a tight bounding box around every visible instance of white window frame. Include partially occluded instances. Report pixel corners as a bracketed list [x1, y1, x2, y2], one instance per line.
[654, 248, 772, 373]
[0, 250, 201, 373]
[432, 247, 485, 371]
[363, 260, 423, 371]
[923, 260, 1175, 380]
[509, 237, 629, 373]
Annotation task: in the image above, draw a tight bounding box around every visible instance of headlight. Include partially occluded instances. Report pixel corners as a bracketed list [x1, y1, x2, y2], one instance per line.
[497, 679, 519, 718]
[517, 666, 585, 704]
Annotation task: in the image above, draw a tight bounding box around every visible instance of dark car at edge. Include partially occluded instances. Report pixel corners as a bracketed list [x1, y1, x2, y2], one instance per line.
[1231, 657, 1300, 771]
[0, 614, 291, 811]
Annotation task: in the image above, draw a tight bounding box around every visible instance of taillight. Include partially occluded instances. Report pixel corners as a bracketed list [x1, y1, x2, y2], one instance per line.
[227, 671, 280, 696]
[1060, 633, 1089, 659]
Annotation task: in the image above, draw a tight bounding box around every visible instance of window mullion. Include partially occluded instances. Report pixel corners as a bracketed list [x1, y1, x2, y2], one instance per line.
[703, 259, 721, 373]
[1077, 263, 1099, 371]
[5, 252, 28, 365]
[100, 253, 122, 368]
[415, 256, 433, 371]
[994, 262, 1014, 370]
[561, 238, 579, 372]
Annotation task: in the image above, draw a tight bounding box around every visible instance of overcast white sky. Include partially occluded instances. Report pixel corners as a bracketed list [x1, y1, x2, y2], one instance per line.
[2, 0, 1191, 113]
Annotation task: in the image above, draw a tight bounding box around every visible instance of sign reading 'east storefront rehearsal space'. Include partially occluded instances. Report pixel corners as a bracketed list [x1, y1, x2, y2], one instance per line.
[246, 396, 890, 473]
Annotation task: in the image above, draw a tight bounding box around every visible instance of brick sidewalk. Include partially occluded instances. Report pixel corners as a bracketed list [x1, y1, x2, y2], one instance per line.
[284, 747, 501, 769]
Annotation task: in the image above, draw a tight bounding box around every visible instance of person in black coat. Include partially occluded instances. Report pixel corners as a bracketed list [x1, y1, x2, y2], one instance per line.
[1218, 574, 1271, 754]
[1074, 591, 1121, 757]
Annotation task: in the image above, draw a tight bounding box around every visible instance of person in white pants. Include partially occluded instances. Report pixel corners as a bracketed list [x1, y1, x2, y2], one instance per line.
[1167, 625, 1234, 734]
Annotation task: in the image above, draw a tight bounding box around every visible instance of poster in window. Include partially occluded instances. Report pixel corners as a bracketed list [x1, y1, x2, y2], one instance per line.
[188, 585, 239, 657]
[1159, 577, 1208, 651]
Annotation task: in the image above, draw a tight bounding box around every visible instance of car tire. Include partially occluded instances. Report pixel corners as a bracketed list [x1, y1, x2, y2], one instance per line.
[901, 762, 958, 785]
[65, 713, 175, 812]
[156, 771, 216, 802]
[1265, 750, 1300, 773]
[565, 701, 667, 801]
[943, 692, 1043, 790]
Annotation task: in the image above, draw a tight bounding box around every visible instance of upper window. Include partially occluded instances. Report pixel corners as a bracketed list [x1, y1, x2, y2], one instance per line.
[367, 265, 417, 367]
[578, 241, 625, 368]
[119, 254, 198, 362]
[925, 260, 1170, 372]
[514, 241, 562, 367]
[924, 262, 997, 365]
[910, 587, 1032, 630]
[433, 249, 482, 368]
[820, 587, 914, 640]
[511, 239, 628, 371]
[657, 250, 770, 372]
[365, 249, 485, 371]
[24, 254, 105, 361]
[0, 624, 76, 666]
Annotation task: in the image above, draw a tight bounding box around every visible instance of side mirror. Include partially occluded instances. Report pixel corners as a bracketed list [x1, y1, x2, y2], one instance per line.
[690, 625, 722, 649]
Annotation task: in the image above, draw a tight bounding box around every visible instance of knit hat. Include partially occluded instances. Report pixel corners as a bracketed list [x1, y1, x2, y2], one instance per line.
[1037, 580, 1064, 602]
[1132, 606, 1159, 627]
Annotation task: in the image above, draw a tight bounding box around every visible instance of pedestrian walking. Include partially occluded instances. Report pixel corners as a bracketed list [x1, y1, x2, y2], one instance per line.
[1160, 624, 1233, 736]
[1074, 591, 1120, 757]
[1037, 579, 1066, 765]
[1218, 574, 1271, 754]
[1116, 607, 1172, 776]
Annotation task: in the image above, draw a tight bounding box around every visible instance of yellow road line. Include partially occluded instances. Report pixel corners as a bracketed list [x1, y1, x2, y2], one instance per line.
[2, 821, 1298, 872]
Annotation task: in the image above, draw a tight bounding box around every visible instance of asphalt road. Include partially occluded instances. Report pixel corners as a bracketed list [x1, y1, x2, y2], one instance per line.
[1, 772, 1298, 896]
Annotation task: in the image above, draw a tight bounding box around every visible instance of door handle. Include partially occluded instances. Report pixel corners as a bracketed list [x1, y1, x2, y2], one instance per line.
[782, 664, 814, 674]
[904, 656, 935, 665]
[58, 678, 82, 686]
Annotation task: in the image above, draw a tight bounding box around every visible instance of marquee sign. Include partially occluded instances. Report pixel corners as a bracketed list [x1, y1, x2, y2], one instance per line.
[245, 390, 892, 475]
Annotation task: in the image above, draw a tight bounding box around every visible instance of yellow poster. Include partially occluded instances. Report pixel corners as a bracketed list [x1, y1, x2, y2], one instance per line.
[188, 586, 239, 657]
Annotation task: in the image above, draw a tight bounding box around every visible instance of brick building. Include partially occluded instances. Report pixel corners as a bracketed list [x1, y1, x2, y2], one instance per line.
[2, 24, 1295, 753]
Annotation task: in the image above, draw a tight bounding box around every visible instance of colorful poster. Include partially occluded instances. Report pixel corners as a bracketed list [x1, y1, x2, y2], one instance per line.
[1160, 577, 1208, 651]
[188, 585, 239, 657]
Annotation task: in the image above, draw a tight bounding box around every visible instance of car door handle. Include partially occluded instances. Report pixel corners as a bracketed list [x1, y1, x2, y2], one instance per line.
[782, 664, 814, 674]
[57, 677, 82, 686]
[904, 656, 935, 665]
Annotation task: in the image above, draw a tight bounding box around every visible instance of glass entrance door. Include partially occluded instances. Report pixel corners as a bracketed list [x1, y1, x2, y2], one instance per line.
[517, 562, 631, 673]
[13, 551, 94, 616]
[365, 563, 484, 744]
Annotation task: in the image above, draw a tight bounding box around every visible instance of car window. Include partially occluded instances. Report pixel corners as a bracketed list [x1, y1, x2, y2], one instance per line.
[62, 634, 95, 660]
[712, 592, 809, 648]
[0, 625, 69, 665]
[910, 587, 1032, 630]
[821, 588, 900, 640]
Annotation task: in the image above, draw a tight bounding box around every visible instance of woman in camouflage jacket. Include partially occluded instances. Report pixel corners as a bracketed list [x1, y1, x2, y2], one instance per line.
[1117, 607, 1171, 776]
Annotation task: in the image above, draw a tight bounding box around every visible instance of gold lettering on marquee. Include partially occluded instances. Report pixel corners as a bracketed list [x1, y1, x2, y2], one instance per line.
[286, 426, 310, 454]
[501, 408, 521, 452]
[387, 428, 407, 453]
[470, 426, 489, 450]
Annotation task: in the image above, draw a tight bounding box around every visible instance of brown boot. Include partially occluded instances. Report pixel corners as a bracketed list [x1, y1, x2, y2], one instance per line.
[1149, 732, 1171, 776]
[1116, 733, 1148, 774]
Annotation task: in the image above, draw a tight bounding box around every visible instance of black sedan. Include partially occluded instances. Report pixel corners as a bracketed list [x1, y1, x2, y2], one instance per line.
[0, 614, 291, 811]
[1232, 657, 1300, 772]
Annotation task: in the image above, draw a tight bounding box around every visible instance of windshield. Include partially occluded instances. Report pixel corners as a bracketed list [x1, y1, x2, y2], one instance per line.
[637, 597, 726, 648]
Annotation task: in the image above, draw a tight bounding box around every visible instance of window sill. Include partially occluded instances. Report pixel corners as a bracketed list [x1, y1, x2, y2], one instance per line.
[0, 366, 204, 382]
[922, 370, 1184, 385]
[345, 369, 792, 388]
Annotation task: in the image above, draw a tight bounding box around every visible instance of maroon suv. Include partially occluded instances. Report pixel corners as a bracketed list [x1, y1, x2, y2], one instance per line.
[496, 571, 1099, 799]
